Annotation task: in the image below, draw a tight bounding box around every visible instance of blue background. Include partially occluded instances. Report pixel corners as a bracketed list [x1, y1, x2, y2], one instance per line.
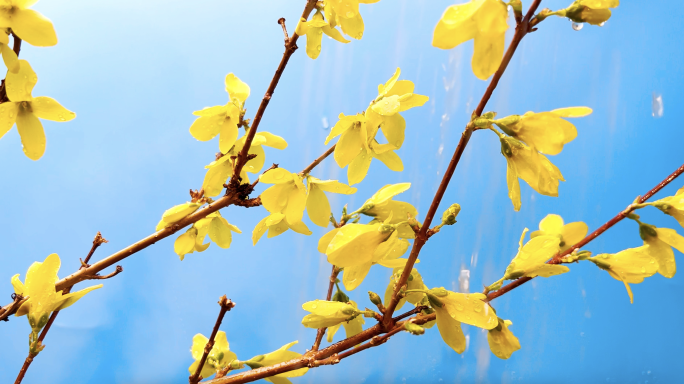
[1, 0, 682, 383]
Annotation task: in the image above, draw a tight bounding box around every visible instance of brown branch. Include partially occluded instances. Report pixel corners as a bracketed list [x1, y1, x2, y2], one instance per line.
[80, 232, 108, 268]
[88, 265, 123, 280]
[381, 0, 544, 328]
[189, 296, 236, 384]
[486, 162, 684, 302]
[229, 0, 318, 187]
[300, 145, 336, 176]
[278, 18, 289, 44]
[0, 294, 28, 322]
[311, 266, 341, 351]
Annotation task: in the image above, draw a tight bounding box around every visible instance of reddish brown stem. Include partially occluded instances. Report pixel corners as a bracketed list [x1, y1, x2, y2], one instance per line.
[301, 145, 336, 176]
[486, 163, 684, 302]
[381, 0, 543, 328]
[81, 232, 108, 268]
[189, 296, 236, 384]
[311, 266, 341, 351]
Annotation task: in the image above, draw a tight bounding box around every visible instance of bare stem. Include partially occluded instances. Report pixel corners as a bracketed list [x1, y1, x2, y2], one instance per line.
[190, 296, 236, 384]
[311, 266, 341, 351]
[382, 0, 543, 328]
[300, 145, 336, 176]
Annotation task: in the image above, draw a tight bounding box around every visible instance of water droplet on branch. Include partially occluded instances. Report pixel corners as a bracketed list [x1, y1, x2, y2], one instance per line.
[572, 22, 584, 31]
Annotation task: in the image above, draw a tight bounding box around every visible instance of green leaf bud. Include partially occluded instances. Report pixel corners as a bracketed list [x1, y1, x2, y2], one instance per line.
[441, 203, 461, 226]
[368, 291, 382, 306]
[404, 322, 425, 335]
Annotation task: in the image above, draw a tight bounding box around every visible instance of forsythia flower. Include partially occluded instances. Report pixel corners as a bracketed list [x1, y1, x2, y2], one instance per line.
[357, 183, 418, 224]
[295, 11, 349, 60]
[306, 176, 357, 227]
[530, 214, 589, 252]
[252, 211, 311, 245]
[326, 301, 365, 342]
[430, 297, 466, 353]
[501, 136, 564, 211]
[0, 0, 58, 47]
[11, 254, 102, 333]
[190, 73, 249, 153]
[0, 60, 76, 160]
[202, 131, 287, 197]
[188, 331, 237, 379]
[428, 288, 498, 329]
[156, 201, 203, 231]
[258, 168, 310, 232]
[324, 0, 380, 40]
[384, 268, 427, 312]
[493, 107, 592, 155]
[301, 300, 360, 328]
[652, 186, 684, 228]
[565, 0, 619, 26]
[325, 221, 396, 268]
[432, 0, 509, 80]
[0, 30, 18, 72]
[245, 341, 308, 384]
[174, 212, 241, 260]
[503, 228, 567, 280]
[487, 318, 521, 359]
[589, 245, 658, 303]
[639, 223, 684, 278]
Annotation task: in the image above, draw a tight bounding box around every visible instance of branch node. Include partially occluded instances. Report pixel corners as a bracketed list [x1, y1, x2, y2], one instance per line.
[90, 265, 123, 280]
[278, 17, 289, 45]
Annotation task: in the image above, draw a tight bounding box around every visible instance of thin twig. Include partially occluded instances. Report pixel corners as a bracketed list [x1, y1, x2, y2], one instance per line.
[278, 18, 289, 44]
[88, 265, 123, 280]
[80, 232, 108, 268]
[300, 145, 336, 176]
[486, 162, 684, 302]
[0, 294, 28, 322]
[381, 0, 544, 328]
[311, 266, 340, 351]
[189, 296, 236, 384]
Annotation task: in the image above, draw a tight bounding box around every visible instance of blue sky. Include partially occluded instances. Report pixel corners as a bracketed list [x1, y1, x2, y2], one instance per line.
[1, 1, 683, 383]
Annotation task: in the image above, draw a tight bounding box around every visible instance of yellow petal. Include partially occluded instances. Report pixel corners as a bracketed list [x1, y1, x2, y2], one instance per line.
[525, 264, 570, 278]
[550, 107, 593, 118]
[260, 168, 293, 184]
[6, 59, 36, 101]
[539, 214, 564, 235]
[435, 306, 466, 354]
[432, 3, 478, 50]
[347, 150, 372, 185]
[284, 186, 307, 226]
[31, 97, 76, 122]
[11, 9, 57, 47]
[379, 112, 406, 148]
[161, 202, 201, 223]
[506, 161, 521, 211]
[317, 228, 340, 253]
[580, 0, 619, 9]
[0, 102, 18, 139]
[11, 274, 25, 296]
[175, 230, 197, 259]
[202, 161, 231, 197]
[487, 319, 521, 359]
[326, 224, 388, 267]
[305, 25, 323, 59]
[252, 216, 269, 245]
[338, 12, 364, 39]
[377, 258, 411, 268]
[219, 118, 239, 154]
[306, 185, 331, 228]
[225, 73, 250, 103]
[1, 43, 19, 73]
[209, 217, 234, 248]
[656, 227, 684, 254]
[193, 105, 227, 117]
[287, 219, 312, 236]
[367, 183, 411, 205]
[54, 284, 103, 311]
[441, 291, 498, 330]
[261, 184, 289, 213]
[342, 262, 372, 291]
[398, 93, 429, 112]
[561, 221, 589, 250]
[374, 150, 403, 172]
[371, 95, 401, 116]
[311, 178, 357, 194]
[325, 117, 354, 145]
[645, 237, 676, 278]
[189, 115, 224, 142]
[472, 31, 505, 80]
[258, 132, 288, 150]
[334, 128, 364, 168]
[322, 24, 351, 43]
[383, 80, 414, 98]
[16, 110, 45, 160]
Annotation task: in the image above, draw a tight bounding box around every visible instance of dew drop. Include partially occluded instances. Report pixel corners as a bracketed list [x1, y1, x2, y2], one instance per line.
[650, 258, 656, 264]
[346, 11, 355, 17]
[474, 307, 482, 313]
[384, 100, 389, 105]
[641, 266, 646, 273]
[455, 304, 464, 311]
[572, 22, 584, 31]
[356, 32, 363, 39]
[316, 45, 321, 52]
[58, 114, 66, 121]
[312, 304, 318, 309]
[599, 21, 606, 27]
[394, 140, 401, 147]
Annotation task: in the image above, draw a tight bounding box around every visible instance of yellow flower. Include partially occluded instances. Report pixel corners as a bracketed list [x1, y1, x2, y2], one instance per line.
[202, 131, 287, 197]
[530, 214, 589, 252]
[190, 73, 249, 153]
[0, 0, 58, 47]
[155, 201, 203, 231]
[174, 212, 241, 260]
[326, 300, 365, 342]
[639, 223, 684, 278]
[325, 222, 395, 268]
[0, 30, 18, 72]
[566, 0, 619, 26]
[487, 318, 521, 359]
[324, 0, 380, 40]
[370, 68, 429, 120]
[245, 341, 308, 384]
[0, 60, 76, 160]
[432, 0, 509, 80]
[252, 211, 311, 245]
[589, 245, 658, 303]
[188, 331, 238, 380]
[433, 303, 466, 354]
[305, 176, 357, 227]
[295, 11, 349, 60]
[385, 268, 428, 312]
[652, 186, 684, 228]
[11, 254, 102, 333]
[502, 228, 566, 280]
[357, 182, 418, 224]
[259, 168, 310, 229]
[327, 113, 369, 170]
[501, 136, 564, 211]
[428, 288, 498, 329]
[301, 300, 360, 328]
[493, 107, 592, 155]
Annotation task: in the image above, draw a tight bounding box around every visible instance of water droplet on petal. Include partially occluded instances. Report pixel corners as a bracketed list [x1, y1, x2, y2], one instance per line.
[346, 11, 355, 18]
[641, 266, 646, 273]
[316, 45, 321, 52]
[599, 21, 606, 27]
[455, 304, 464, 311]
[572, 22, 584, 31]
[356, 32, 363, 39]
[474, 307, 482, 313]
[58, 114, 66, 121]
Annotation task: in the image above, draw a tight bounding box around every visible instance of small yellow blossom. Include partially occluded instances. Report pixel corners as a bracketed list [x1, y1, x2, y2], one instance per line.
[565, 0, 619, 26]
[0, 0, 58, 47]
[502, 228, 566, 280]
[301, 300, 360, 328]
[325, 222, 395, 268]
[487, 318, 521, 359]
[324, 0, 380, 40]
[501, 136, 564, 211]
[306, 176, 357, 227]
[432, 0, 509, 80]
[651, 186, 684, 228]
[174, 212, 241, 260]
[188, 331, 238, 379]
[0, 30, 18, 72]
[357, 182, 418, 224]
[202, 131, 287, 197]
[493, 107, 592, 155]
[639, 223, 684, 278]
[326, 300, 365, 342]
[259, 168, 309, 228]
[252, 211, 311, 245]
[385, 268, 427, 312]
[589, 245, 658, 303]
[530, 214, 589, 252]
[295, 11, 349, 60]
[429, 288, 498, 329]
[189, 73, 249, 153]
[245, 341, 308, 384]
[11, 254, 102, 333]
[0, 60, 76, 160]
[155, 201, 203, 231]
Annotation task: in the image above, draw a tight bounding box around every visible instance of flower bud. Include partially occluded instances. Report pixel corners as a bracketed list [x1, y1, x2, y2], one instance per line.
[441, 204, 461, 226]
[404, 322, 425, 335]
[368, 291, 382, 306]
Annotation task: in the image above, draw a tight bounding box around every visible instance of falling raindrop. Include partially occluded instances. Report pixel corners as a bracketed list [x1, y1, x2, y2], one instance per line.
[572, 22, 584, 31]
[652, 92, 664, 118]
[459, 269, 470, 293]
[321, 116, 329, 130]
